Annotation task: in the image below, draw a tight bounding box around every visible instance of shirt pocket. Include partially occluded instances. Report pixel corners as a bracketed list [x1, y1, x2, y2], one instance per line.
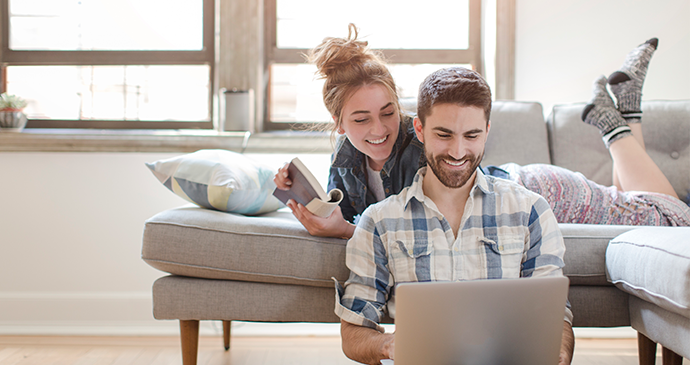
[480, 236, 525, 278]
[388, 238, 434, 283]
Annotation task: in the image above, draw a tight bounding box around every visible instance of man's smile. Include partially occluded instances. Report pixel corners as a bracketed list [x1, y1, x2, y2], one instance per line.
[443, 158, 468, 167]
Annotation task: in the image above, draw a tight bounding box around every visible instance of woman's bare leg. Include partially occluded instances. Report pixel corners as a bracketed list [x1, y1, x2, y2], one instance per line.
[583, 38, 677, 198]
[608, 133, 677, 198]
[608, 38, 657, 192]
[612, 122, 645, 190]
[581, 78, 677, 199]
[627, 121, 645, 149]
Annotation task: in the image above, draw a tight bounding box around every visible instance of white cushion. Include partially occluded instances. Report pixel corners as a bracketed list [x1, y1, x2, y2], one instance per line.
[606, 227, 690, 318]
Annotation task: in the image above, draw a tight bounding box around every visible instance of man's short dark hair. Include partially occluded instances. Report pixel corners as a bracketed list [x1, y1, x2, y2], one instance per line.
[416, 67, 492, 126]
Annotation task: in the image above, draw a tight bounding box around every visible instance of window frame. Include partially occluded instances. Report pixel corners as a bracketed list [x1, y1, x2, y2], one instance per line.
[0, 0, 216, 130]
[262, 0, 483, 131]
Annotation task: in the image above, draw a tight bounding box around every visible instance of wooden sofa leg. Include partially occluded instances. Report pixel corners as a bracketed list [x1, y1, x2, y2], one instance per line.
[638, 332, 657, 365]
[223, 320, 231, 351]
[180, 320, 200, 365]
[662, 347, 683, 365]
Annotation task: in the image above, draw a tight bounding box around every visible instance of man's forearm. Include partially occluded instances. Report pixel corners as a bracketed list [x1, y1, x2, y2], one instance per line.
[340, 319, 394, 365]
[560, 321, 575, 365]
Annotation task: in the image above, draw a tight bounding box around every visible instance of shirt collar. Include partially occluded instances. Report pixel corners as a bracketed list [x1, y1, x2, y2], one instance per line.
[331, 136, 365, 169]
[473, 167, 492, 195]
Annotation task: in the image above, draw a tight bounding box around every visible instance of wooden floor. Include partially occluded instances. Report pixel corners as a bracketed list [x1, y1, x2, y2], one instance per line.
[0, 335, 686, 365]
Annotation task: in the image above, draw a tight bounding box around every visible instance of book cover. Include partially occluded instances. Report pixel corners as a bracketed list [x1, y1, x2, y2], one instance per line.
[273, 157, 343, 218]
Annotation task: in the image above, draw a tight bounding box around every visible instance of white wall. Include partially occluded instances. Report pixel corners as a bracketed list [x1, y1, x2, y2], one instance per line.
[515, 0, 690, 114]
[0, 152, 331, 335]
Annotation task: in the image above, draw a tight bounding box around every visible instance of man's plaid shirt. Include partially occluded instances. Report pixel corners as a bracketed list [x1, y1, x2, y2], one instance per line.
[334, 167, 572, 332]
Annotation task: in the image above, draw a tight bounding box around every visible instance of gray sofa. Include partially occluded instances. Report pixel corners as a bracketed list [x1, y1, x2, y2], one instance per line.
[142, 100, 690, 365]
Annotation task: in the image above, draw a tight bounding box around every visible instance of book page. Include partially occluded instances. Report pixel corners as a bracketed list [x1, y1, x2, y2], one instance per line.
[272, 157, 344, 218]
[304, 189, 343, 218]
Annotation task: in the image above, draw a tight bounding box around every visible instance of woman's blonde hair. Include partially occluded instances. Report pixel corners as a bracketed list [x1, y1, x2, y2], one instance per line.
[307, 24, 401, 132]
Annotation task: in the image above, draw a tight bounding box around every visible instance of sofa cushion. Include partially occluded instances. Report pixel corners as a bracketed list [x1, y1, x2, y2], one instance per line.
[143, 206, 637, 288]
[606, 227, 690, 319]
[547, 100, 690, 200]
[560, 224, 635, 286]
[483, 101, 551, 167]
[142, 206, 349, 288]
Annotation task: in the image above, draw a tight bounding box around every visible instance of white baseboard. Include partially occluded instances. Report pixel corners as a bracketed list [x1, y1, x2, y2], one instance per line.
[573, 326, 637, 339]
[0, 292, 637, 338]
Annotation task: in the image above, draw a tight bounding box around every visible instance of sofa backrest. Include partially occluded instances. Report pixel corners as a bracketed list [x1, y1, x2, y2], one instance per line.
[483, 101, 551, 167]
[402, 99, 552, 167]
[402, 98, 689, 203]
[547, 100, 690, 201]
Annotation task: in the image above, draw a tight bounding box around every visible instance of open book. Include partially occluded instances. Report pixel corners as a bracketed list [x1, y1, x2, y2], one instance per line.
[272, 157, 344, 218]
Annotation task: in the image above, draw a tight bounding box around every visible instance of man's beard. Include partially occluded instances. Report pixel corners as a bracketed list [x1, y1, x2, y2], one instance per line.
[425, 149, 483, 189]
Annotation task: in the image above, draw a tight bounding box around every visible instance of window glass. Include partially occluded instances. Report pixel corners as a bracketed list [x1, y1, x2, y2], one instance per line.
[276, 0, 469, 50]
[7, 65, 210, 121]
[270, 63, 468, 123]
[9, 0, 203, 51]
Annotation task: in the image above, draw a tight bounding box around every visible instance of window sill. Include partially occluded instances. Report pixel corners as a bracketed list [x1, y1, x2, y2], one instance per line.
[0, 129, 335, 154]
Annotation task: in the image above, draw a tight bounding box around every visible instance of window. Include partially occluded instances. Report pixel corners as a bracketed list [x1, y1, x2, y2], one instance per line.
[263, 0, 482, 130]
[0, 0, 214, 129]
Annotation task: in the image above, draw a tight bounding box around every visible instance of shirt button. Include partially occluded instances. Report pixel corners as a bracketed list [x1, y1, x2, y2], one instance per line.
[454, 247, 459, 252]
[671, 151, 680, 159]
[385, 188, 390, 193]
[351, 201, 356, 206]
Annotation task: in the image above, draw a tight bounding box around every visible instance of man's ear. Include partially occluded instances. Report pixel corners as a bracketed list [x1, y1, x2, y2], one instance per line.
[486, 120, 491, 139]
[413, 117, 424, 143]
[334, 115, 345, 134]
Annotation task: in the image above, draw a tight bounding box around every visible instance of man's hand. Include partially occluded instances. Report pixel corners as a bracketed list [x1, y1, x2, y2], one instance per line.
[559, 321, 575, 365]
[382, 336, 395, 360]
[286, 200, 355, 239]
[340, 320, 394, 365]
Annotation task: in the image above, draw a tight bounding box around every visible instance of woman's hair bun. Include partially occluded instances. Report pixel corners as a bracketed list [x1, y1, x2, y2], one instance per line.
[307, 23, 384, 81]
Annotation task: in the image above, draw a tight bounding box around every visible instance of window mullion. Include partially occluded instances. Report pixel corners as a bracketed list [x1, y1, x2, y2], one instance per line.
[2, 50, 214, 66]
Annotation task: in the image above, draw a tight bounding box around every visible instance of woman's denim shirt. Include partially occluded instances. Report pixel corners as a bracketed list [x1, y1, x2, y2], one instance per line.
[327, 115, 426, 223]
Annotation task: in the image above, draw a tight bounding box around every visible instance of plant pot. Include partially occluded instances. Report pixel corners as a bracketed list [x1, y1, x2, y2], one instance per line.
[0, 110, 28, 132]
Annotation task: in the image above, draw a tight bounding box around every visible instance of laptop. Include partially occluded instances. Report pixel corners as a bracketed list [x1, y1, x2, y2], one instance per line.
[391, 276, 569, 365]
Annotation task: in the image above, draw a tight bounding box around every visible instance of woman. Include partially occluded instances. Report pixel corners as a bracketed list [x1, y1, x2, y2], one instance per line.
[275, 28, 690, 237]
[275, 24, 426, 238]
[502, 37, 689, 226]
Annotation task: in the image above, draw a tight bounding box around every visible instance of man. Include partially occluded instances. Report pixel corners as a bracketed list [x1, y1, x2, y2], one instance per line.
[334, 67, 574, 365]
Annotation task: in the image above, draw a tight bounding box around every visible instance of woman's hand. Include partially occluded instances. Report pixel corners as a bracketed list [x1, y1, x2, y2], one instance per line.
[273, 163, 292, 190]
[287, 200, 356, 239]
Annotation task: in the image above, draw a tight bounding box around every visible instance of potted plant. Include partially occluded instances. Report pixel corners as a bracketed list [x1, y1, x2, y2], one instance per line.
[0, 93, 28, 132]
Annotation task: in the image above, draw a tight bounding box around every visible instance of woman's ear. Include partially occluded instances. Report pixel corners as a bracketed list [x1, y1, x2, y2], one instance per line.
[333, 115, 345, 134]
[413, 117, 424, 143]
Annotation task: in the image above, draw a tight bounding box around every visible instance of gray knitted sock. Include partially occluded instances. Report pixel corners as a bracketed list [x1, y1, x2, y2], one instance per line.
[581, 76, 632, 148]
[608, 38, 658, 124]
